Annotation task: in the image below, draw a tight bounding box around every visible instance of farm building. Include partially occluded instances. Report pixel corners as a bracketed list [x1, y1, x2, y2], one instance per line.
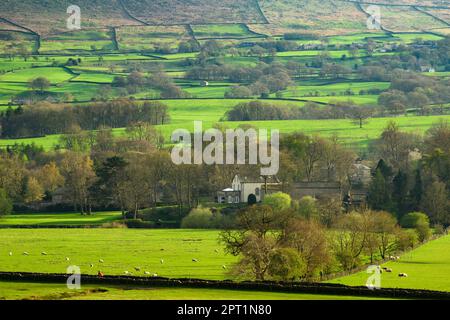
[216, 174, 281, 204]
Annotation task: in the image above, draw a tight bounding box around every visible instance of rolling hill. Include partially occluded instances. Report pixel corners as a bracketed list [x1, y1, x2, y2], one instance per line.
[0, 0, 449, 36]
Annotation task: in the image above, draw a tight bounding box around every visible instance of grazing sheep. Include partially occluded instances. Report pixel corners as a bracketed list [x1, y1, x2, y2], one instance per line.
[23, 252, 29, 256]
[144, 271, 150, 275]
[160, 259, 164, 264]
[386, 268, 393, 273]
[192, 258, 198, 262]
[8, 252, 12, 256]
[134, 267, 141, 272]
[66, 257, 70, 261]
[41, 252, 47, 256]
[99, 259, 104, 263]
[124, 271, 130, 275]
[152, 274, 158, 277]
[398, 273, 408, 278]
[222, 265, 227, 269]
[90, 264, 94, 268]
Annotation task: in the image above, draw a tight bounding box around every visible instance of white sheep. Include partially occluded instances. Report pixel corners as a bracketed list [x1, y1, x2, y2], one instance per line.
[144, 271, 151, 275]
[398, 273, 408, 278]
[160, 259, 164, 264]
[222, 265, 227, 269]
[192, 258, 198, 262]
[152, 273, 158, 277]
[66, 257, 70, 261]
[23, 252, 29, 256]
[99, 259, 104, 263]
[41, 252, 47, 256]
[8, 252, 12, 256]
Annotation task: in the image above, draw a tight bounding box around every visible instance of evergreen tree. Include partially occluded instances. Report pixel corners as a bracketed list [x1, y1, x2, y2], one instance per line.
[393, 170, 409, 218]
[368, 169, 392, 211]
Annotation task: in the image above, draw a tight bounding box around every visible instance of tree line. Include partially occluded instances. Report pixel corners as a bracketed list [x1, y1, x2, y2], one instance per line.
[0, 99, 170, 138]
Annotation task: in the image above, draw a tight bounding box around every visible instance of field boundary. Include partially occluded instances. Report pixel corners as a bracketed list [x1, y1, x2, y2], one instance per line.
[1, 271, 450, 299]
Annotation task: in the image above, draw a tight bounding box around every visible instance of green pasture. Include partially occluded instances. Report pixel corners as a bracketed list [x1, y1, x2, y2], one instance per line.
[329, 235, 450, 292]
[0, 67, 74, 84]
[283, 81, 389, 98]
[0, 281, 384, 300]
[1, 114, 448, 151]
[0, 212, 121, 226]
[0, 229, 236, 280]
[192, 24, 256, 39]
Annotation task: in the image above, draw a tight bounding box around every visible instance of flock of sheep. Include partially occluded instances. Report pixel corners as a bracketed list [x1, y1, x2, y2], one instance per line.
[7, 250, 228, 278]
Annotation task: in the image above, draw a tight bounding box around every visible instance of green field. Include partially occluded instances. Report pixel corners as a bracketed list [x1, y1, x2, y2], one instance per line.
[0, 67, 74, 84]
[0, 281, 383, 300]
[0, 212, 121, 226]
[1, 114, 448, 151]
[329, 235, 450, 292]
[0, 229, 236, 280]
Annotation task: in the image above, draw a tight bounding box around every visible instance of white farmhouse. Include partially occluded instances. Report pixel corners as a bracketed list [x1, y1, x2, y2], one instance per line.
[216, 175, 281, 204]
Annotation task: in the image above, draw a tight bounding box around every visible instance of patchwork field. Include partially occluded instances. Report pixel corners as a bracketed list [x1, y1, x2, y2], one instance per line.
[40, 30, 116, 53]
[116, 25, 192, 52]
[122, 0, 267, 25]
[251, 0, 370, 36]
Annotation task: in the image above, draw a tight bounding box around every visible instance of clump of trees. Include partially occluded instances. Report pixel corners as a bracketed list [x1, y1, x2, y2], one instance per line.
[112, 71, 189, 99]
[219, 192, 419, 281]
[368, 120, 450, 226]
[0, 99, 170, 138]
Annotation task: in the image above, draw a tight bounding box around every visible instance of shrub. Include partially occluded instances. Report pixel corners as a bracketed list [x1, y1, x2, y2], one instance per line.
[124, 219, 155, 229]
[101, 221, 127, 228]
[433, 224, 446, 235]
[396, 229, 419, 251]
[295, 196, 318, 220]
[263, 192, 292, 211]
[268, 248, 306, 281]
[181, 207, 214, 229]
[400, 212, 429, 228]
[416, 220, 432, 243]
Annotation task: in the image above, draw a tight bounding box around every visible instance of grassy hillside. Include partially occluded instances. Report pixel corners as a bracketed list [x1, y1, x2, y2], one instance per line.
[122, 0, 266, 25]
[329, 235, 450, 292]
[0, 0, 137, 35]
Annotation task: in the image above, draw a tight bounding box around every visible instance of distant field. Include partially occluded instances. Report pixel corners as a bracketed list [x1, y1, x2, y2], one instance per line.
[1, 114, 448, 151]
[0, 212, 121, 226]
[0, 31, 36, 54]
[117, 25, 192, 52]
[0, 67, 74, 84]
[329, 235, 450, 292]
[122, 0, 266, 25]
[0, 281, 384, 300]
[252, 0, 369, 36]
[361, 5, 448, 32]
[192, 24, 258, 39]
